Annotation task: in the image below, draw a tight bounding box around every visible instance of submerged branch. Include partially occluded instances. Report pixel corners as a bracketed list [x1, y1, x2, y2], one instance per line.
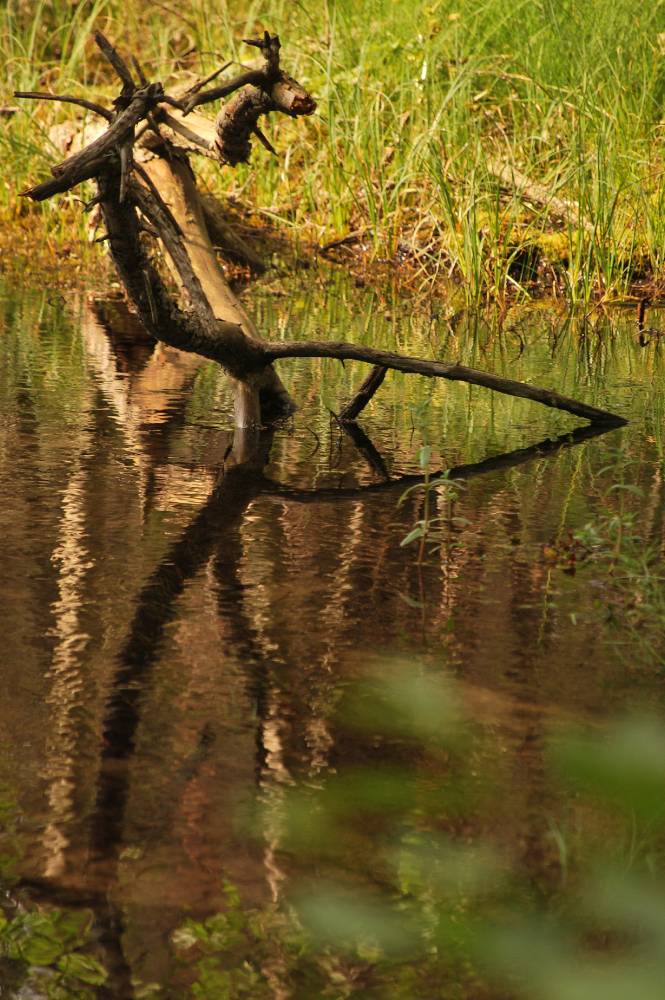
[339, 365, 387, 422]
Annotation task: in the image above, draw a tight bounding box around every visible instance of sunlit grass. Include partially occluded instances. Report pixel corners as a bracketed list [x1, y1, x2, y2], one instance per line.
[1, 0, 665, 299]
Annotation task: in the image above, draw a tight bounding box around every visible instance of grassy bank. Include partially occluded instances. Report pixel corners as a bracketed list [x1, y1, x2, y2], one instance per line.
[2, 0, 665, 302]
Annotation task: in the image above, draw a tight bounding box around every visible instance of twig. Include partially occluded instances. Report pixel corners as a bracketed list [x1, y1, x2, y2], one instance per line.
[486, 156, 593, 231]
[94, 31, 136, 91]
[13, 91, 113, 122]
[182, 69, 266, 113]
[252, 124, 277, 155]
[131, 55, 148, 87]
[180, 61, 233, 100]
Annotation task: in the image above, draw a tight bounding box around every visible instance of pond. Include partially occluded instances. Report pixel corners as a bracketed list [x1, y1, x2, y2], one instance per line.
[2, 268, 665, 997]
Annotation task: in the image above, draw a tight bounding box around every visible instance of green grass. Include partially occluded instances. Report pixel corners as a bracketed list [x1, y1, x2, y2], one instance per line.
[2, 0, 665, 301]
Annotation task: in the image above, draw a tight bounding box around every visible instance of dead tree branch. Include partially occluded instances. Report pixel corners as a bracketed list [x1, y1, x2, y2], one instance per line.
[13, 91, 113, 122]
[265, 341, 624, 426]
[486, 156, 593, 232]
[16, 31, 626, 432]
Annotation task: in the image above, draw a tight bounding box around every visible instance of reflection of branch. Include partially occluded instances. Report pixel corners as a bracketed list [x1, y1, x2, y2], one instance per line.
[270, 424, 615, 503]
[63, 416, 613, 987]
[91, 420, 612, 828]
[338, 419, 390, 481]
[89, 453, 266, 858]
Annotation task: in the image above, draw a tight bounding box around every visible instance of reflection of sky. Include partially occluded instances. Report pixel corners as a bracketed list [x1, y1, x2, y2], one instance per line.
[1, 277, 665, 989]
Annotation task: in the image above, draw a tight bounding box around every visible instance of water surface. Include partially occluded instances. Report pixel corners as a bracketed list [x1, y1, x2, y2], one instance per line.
[2, 271, 665, 995]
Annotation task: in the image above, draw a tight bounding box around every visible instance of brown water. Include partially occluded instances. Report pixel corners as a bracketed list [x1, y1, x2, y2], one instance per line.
[2, 272, 665, 995]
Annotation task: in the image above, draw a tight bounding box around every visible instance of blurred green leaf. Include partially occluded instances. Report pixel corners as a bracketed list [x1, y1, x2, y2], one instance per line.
[338, 662, 465, 749]
[585, 870, 665, 951]
[485, 915, 665, 1000]
[551, 717, 665, 825]
[395, 835, 503, 898]
[294, 885, 422, 958]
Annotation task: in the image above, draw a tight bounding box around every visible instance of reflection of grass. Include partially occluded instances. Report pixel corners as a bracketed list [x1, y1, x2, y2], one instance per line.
[3, 0, 665, 298]
[172, 665, 665, 999]
[543, 449, 665, 669]
[574, 502, 665, 662]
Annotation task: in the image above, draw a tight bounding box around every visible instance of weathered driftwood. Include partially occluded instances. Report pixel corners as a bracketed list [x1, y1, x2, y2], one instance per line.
[17, 32, 626, 430]
[486, 156, 593, 232]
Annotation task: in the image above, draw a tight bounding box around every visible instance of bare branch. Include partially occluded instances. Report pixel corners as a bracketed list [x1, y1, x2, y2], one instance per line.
[266, 340, 626, 426]
[486, 156, 593, 232]
[19, 83, 164, 201]
[94, 31, 136, 92]
[252, 124, 277, 155]
[130, 55, 149, 88]
[182, 69, 266, 113]
[13, 91, 113, 122]
[180, 61, 233, 101]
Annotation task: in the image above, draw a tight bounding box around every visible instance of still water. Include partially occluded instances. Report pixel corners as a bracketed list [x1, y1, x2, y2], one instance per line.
[2, 269, 665, 996]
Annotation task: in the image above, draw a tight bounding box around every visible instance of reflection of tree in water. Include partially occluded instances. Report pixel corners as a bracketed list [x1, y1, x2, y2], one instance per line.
[6, 297, 625, 994]
[91, 419, 612, 990]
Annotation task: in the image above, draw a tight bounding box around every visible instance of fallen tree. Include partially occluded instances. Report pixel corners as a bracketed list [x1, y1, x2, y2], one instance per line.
[17, 31, 626, 430]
